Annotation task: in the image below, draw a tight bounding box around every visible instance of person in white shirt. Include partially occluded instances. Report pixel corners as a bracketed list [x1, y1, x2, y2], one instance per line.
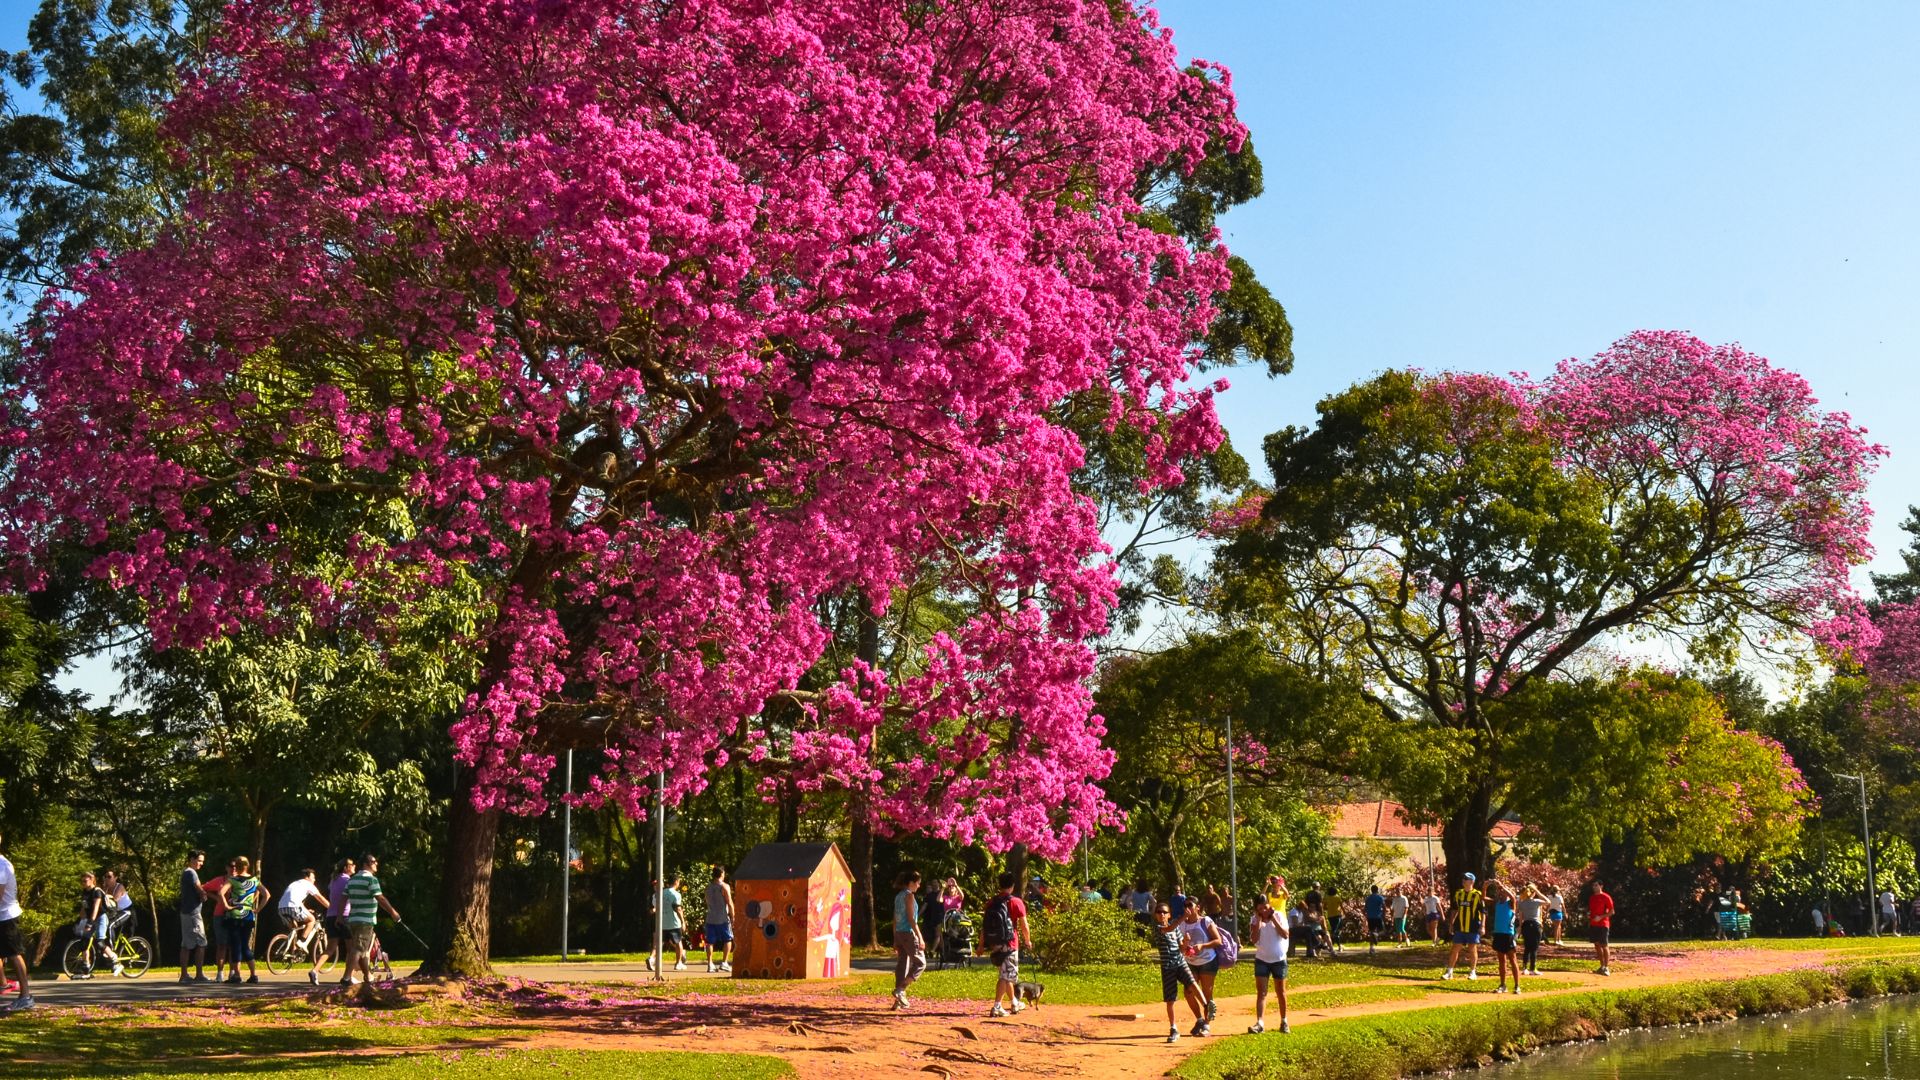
[1246, 896, 1290, 1034]
[1390, 887, 1411, 946]
[0, 833, 33, 1011]
[278, 868, 331, 984]
[1880, 890, 1900, 935]
[1811, 904, 1827, 937]
[1425, 891, 1443, 946]
[1546, 885, 1567, 944]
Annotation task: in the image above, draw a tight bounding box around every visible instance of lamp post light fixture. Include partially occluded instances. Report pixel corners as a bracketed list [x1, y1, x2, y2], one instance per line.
[1834, 772, 1878, 937]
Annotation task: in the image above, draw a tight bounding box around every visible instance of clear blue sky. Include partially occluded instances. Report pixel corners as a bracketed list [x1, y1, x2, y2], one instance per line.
[1159, 0, 1920, 581]
[5, 2, 1918, 698]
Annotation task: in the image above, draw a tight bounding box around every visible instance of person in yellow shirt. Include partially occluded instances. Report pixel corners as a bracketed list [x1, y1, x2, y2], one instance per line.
[1442, 872, 1484, 981]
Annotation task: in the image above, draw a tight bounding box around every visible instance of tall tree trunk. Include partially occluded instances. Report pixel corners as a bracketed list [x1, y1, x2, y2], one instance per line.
[420, 769, 499, 977]
[1158, 814, 1187, 897]
[849, 806, 877, 947]
[1439, 785, 1496, 891]
[776, 779, 800, 842]
[248, 801, 271, 878]
[1008, 842, 1030, 898]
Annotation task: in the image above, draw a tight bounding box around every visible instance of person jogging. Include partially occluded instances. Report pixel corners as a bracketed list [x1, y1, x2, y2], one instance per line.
[704, 866, 735, 973]
[1588, 880, 1615, 975]
[178, 851, 210, 984]
[983, 873, 1032, 1018]
[344, 854, 402, 987]
[1246, 896, 1289, 1035]
[1442, 872, 1485, 980]
[890, 869, 927, 1011]
[1151, 901, 1207, 1043]
[0, 834, 32, 1011]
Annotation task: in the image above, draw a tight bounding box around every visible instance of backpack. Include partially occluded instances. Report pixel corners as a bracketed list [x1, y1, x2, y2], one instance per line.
[981, 895, 1015, 949]
[1208, 916, 1240, 969]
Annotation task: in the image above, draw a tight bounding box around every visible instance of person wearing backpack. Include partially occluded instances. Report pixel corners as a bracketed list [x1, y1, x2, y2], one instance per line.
[218, 856, 270, 985]
[981, 872, 1032, 1018]
[1178, 902, 1225, 1029]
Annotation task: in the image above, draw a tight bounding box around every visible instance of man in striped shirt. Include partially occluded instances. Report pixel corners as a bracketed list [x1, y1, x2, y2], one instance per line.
[1442, 872, 1485, 981]
[344, 853, 403, 987]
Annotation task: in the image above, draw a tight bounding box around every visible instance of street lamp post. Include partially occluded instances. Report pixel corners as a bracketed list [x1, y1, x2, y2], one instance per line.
[1836, 772, 1878, 937]
[561, 749, 572, 962]
[1225, 713, 1239, 935]
[653, 766, 668, 980]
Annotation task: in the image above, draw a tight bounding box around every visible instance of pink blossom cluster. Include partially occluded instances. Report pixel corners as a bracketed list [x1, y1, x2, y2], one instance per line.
[0, 0, 1242, 856]
[1864, 600, 1920, 744]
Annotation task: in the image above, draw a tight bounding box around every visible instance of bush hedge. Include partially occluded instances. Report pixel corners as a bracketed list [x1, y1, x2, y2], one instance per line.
[1175, 960, 1920, 1080]
[1026, 898, 1153, 972]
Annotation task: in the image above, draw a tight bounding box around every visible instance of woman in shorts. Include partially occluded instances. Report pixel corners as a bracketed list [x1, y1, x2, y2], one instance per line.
[1547, 884, 1567, 944]
[1246, 896, 1290, 1034]
[1425, 890, 1444, 945]
[1489, 881, 1521, 993]
[1179, 902, 1225, 1025]
[1152, 903, 1207, 1043]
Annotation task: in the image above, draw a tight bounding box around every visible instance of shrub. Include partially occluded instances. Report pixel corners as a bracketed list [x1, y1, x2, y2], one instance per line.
[1026, 898, 1152, 972]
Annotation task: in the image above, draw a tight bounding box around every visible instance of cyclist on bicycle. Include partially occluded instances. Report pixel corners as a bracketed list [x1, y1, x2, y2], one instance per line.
[278, 868, 331, 985]
[73, 871, 120, 978]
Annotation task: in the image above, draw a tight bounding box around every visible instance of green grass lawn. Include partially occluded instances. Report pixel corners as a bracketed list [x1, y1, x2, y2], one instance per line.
[1286, 984, 1432, 1011]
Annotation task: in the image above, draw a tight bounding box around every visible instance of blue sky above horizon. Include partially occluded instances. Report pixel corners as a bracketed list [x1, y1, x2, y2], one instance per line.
[4, 1, 1917, 700]
[1158, 0, 1920, 576]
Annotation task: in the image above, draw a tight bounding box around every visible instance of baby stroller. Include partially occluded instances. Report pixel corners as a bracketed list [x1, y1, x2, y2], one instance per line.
[931, 911, 976, 970]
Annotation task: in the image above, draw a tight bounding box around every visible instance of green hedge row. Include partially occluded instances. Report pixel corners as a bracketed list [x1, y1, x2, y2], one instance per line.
[1175, 960, 1920, 1080]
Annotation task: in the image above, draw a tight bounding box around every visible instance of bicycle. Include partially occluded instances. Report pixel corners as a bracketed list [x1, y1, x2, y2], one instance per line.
[62, 916, 153, 979]
[265, 914, 337, 975]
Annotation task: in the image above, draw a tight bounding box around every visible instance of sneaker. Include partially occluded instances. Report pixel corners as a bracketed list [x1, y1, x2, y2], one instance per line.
[6, 995, 33, 1013]
[1010, 998, 1026, 1014]
[1468, 970, 1478, 981]
[1442, 969, 1454, 980]
[308, 971, 319, 986]
[225, 975, 241, 985]
[1513, 985, 1523, 994]
[1598, 966, 1610, 976]
[989, 1004, 1008, 1018]
[1189, 1020, 1205, 1037]
[717, 961, 731, 972]
[892, 990, 908, 1011]
[178, 974, 192, 984]
[245, 975, 259, 985]
[1167, 1027, 1180, 1044]
[645, 955, 657, 973]
[1206, 998, 1217, 1021]
[194, 974, 211, 983]
[1248, 1021, 1265, 1034]
[706, 963, 716, 973]
[1197, 1022, 1211, 1037]
[72, 973, 92, 981]
[111, 964, 124, 977]
[1279, 1019, 1291, 1034]
[1496, 987, 1508, 994]
[673, 961, 687, 971]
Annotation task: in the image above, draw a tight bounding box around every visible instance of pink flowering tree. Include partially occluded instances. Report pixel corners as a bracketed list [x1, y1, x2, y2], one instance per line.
[1213, 331, 1878, 882]
[1, 0, 1249, 973]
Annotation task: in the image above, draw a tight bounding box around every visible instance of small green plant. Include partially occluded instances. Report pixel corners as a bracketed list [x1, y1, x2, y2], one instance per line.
[1026, 899, 1153, 972]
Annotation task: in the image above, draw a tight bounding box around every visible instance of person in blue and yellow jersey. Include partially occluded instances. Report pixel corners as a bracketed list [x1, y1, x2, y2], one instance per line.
[1441, 872, 1485, 981]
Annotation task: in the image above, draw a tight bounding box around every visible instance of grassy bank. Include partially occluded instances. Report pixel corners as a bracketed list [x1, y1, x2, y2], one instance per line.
[1174, 959, 1920, 1080]
[1179, 960, 1920, 1080]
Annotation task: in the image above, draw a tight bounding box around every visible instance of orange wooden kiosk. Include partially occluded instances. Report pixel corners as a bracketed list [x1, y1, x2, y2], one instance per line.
[730, 842, 854, 980]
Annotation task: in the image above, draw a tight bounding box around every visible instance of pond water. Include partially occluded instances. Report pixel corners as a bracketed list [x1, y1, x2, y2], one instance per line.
[1489, 996, 1920, 1080]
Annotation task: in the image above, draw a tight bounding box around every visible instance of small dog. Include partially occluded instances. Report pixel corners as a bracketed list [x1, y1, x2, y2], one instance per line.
[1014, 980, 1045, 1008]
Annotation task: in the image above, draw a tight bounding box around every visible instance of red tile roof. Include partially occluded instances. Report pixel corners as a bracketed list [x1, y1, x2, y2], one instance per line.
[1325, 800, 1523, 841]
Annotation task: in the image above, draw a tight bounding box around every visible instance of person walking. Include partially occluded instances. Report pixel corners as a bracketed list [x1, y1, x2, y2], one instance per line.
[1323, 887, 1344, 953]
[178, 851, 210, 983]
[1488, 881, 1521, 993]
[644, 874, 688, 972]
[1880, 888, 1900, 936]
[1517, 884, 1547, 976]
[1442, 872, 1484, 981]
[0, 834, 33, 1011]
[1364, 885, 1386, 954]
[1425, 888, 1443, 945]
[1547, 884, 1566, 944]
[327, 858, 356, 985]
[1179, 901, 1225, 1027]
[983, 872, 1032, 1018]
[344, 853, 402, 987]
[218, 856, 268, 984]
[1246, 896, 1290, 1035]
[1588, 880, 1615, 975]
[278, 868, 331, 984]
[1389, 886, 1410, 946]
[890, 870, 927, 1010]
[703, 866, 735, 973]
[1151, 901, 1207, 1044]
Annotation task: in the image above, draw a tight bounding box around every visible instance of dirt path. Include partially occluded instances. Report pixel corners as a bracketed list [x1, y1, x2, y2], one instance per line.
[467, 943, 1892, 1079]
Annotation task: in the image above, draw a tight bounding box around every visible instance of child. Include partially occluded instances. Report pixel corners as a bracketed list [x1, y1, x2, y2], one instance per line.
[1488, 881, 1521, 993]
[1152, 902, 1208, 1043]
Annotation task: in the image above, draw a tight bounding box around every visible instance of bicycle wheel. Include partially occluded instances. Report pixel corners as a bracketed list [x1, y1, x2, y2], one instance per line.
[315, 928, 337, 973]
[265, 933, 294, 975]
[61, 937, 94, 979]
[119, 936, 153, 977]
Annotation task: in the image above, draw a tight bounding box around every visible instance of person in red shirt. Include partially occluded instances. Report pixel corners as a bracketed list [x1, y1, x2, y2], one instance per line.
[202, 862, 233, 982]
[983, 873, 1033, 1018]
[1587, 881, 1615, 975]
